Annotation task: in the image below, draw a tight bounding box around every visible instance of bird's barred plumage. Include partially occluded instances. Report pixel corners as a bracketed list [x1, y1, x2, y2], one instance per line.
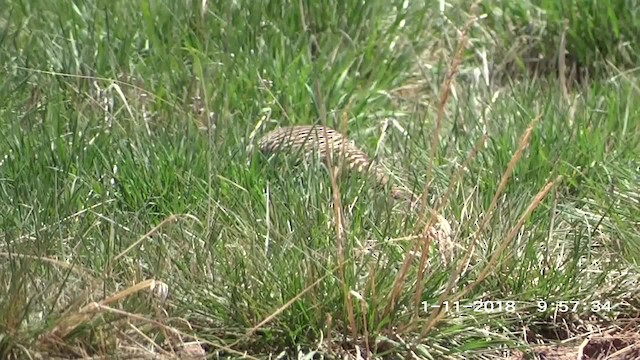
[257, 125, 411, 200]
[257, 125, 455, 263]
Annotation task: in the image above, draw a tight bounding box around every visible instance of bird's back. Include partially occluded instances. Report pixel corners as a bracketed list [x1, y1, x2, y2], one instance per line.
[258, 125, 410, 200]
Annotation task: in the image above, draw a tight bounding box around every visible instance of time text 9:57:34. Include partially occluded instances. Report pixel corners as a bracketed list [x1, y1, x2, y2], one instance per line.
[421, 300, 615, 315]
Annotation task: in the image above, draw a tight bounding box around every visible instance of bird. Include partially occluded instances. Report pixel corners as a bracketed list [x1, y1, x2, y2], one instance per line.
[257, 125, 454, 262]
[257, 125, 413, 201]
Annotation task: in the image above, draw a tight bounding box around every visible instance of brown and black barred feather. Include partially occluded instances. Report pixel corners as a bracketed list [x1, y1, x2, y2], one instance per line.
[257, 125, 412, 201]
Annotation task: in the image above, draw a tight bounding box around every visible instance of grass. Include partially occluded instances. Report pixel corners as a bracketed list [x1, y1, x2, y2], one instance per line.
[1, 0, 639, 359]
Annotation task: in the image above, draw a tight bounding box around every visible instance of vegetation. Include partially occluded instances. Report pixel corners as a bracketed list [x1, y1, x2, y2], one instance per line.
[1, 0, 638, 358]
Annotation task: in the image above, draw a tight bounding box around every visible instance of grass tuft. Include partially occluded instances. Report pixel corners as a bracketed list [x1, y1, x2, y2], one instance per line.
[1, 0, 639, 358]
